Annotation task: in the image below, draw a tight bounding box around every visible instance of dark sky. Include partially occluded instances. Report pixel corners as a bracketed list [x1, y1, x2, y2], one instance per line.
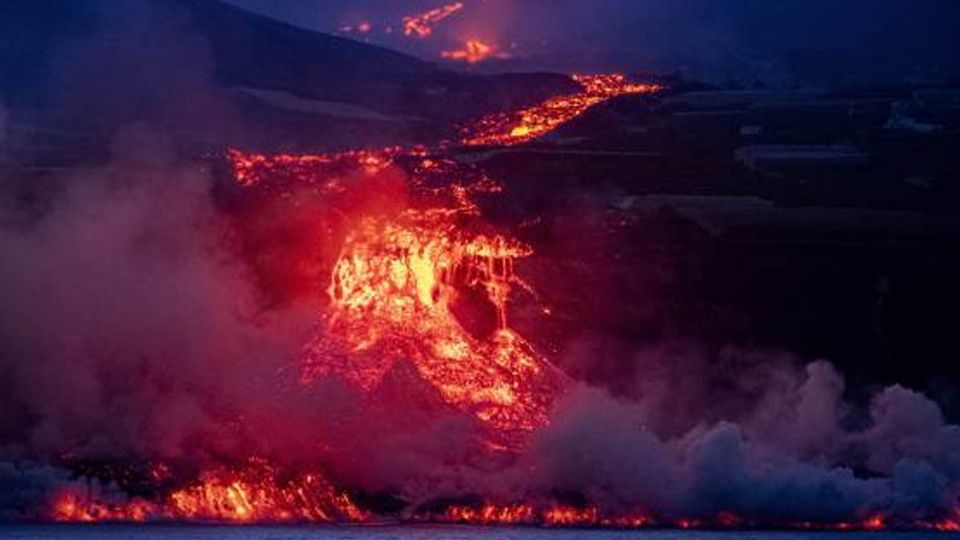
[221, 0, 960, 83]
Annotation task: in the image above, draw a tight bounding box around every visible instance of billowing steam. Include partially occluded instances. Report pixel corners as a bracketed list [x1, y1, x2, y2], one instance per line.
[522, 361, 960, 524]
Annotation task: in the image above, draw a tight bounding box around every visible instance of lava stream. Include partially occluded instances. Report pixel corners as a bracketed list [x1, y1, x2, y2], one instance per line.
[461, 74, 661, 146]
[442, 39, 501, 64]
[52, 460, 366, 524]
[403, 2, 465, 38]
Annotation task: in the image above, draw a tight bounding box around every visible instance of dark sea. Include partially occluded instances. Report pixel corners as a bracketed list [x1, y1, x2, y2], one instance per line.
[0, 527, 954, 540]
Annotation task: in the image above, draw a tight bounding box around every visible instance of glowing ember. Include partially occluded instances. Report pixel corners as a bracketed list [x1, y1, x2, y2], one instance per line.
[461, 74, 661, 146]
[403, 2, 464, 38]
[441, 39, 501, 64]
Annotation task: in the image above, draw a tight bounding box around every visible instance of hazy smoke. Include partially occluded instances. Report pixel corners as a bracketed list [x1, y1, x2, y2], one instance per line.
[0, 100, 7, 145]
[0, 127, 492, 518]
[0, 463, 70, 521]
[519, 361, 960, 522]
[0, 128, 285, 460]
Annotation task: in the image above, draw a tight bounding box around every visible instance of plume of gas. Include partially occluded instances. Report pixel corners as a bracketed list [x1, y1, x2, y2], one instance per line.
[508, 350, 960, 524]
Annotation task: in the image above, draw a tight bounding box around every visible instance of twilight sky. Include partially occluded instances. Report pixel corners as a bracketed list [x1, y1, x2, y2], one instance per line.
[221, 0, 960, 83]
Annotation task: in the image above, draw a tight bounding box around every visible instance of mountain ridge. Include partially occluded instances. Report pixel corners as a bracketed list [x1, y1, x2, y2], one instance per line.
[0, 0, 577, 154]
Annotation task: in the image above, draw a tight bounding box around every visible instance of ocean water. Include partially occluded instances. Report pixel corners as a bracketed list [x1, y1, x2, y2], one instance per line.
[0, 527, 952, 540]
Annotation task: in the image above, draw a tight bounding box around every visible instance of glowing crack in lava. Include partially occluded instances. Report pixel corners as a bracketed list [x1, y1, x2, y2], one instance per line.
[442, 39, 501, 64]
[403, 2, 465, 38]
[462, 74, 661, 146]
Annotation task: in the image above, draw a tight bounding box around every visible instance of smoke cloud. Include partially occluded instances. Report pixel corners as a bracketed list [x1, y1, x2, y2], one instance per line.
[0, 128, 286, 460]
[519, 360, 960, 523]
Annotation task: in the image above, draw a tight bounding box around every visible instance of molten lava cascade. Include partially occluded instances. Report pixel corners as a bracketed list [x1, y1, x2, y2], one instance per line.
[257, 148, 570, 434]
[231, 146, 572, 434]
[461, 74, 661, 147]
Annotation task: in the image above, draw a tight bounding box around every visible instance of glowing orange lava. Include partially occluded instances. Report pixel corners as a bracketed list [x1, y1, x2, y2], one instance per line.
[442, 39, 500, 64]
[51, 492, 155, 523]
[403, 2, 464, 38]
[227, 145, 569, 434]
[52, 460, 366, 524]
[436, 504, 655, 528]
[280, 151, 567, 434]
[543, 506, 602, 526]
[461, 74, 661, 147]
[49, 144, 568, 522]
[443, 504, 537, 525]
[227, 147, 401, 187]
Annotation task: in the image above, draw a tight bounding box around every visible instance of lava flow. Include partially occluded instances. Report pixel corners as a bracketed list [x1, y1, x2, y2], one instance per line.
[261, 147, 568, 434]
[41, 75, 651, 526]
[403, 2, 465, 38]
[224, 78, 663, 432]
[46, 75, 954, 532]
[442, 39, 501, 64]
[52, 460, 366, 524]
[46, 144, 568, 523]
[461, 74, 661, 146]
